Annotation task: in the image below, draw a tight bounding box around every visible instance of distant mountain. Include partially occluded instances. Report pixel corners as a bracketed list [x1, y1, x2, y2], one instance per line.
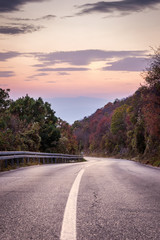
[45, 97, 108, 124]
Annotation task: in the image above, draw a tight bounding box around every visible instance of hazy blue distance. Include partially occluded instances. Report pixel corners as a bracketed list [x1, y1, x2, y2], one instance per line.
[45, 97, 109, 124]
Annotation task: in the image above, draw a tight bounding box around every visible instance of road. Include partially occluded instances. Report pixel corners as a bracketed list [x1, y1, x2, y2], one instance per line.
[0, 157, 160, 240]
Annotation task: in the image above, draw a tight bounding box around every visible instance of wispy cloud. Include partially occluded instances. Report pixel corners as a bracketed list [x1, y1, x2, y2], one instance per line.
[38, 67, 90, 72]
[34, 72, 49, 77]
[102, 57, 149, 72]
[27, 72, 49, 79]
[0, 0, 48, 13]
[0, 51, 21, 61]
[34, 49, 147, 66]
[47, 80, 56, 83]
[0, 14, 56, 22]
[0, 24, 43, 35]
[58, 72, 70, 76]
[32, 63, 46, 67]
[61, 15, 74, 19]
[0, 71, 15, 77]
[76, 0, 160, 16]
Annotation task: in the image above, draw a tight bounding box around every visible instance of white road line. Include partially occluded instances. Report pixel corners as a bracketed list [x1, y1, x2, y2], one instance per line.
[60, 168, 85, 240]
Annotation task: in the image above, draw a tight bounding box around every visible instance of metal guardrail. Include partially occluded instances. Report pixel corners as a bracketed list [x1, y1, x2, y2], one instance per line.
[0, 151, 83, 170]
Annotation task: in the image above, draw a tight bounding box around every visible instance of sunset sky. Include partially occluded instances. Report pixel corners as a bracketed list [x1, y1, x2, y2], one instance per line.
[0, 0, 160, 123]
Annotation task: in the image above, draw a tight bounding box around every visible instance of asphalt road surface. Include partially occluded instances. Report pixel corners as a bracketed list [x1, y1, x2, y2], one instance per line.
[0, 157, 160, 240]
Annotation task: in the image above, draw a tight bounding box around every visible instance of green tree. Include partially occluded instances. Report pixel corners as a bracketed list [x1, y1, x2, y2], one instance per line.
[132, 120, 146, 154]
[0, 88, 11, 113]
[111, 104, 128, 135]
[10, 95, 46, 124]
[22, 122, 41, 151]
[110, 104, 129, 153]
[9, 95, 60, 152]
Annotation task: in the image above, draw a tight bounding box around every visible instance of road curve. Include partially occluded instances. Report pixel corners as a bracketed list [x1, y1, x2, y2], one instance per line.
[0, 157, 160, 240]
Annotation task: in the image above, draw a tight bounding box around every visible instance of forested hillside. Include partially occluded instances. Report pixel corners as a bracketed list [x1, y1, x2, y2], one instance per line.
[72, 48, 160, 166]
[0, 91, 78, 154]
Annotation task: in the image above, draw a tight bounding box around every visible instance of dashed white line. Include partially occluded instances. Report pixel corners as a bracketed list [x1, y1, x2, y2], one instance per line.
[60, 168, 85, 240]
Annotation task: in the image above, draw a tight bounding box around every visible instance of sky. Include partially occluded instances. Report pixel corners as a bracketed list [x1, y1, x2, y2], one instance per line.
[0, 0, 160, 123]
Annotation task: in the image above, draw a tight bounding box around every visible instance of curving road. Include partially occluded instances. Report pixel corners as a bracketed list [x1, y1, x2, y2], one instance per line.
[0, 157, 160, 240]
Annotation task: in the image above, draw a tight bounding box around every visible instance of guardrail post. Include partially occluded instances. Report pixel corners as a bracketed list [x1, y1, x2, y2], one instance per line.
[38, 158, 40, 164]
[43, 158, 45, 164]
[51, 158, 53, 164]
[47, 158, 49, 164]
[11, 158, 14, 166]
[16, 158, 19, 166]
[5, 159, 8, 168]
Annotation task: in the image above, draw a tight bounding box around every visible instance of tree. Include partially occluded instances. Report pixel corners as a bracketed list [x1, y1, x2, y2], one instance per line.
[56, 119, 78, 154]
[111, 104, 128, 135]
[132, 119, 146, 154]
[0, 88, 11, 113]
[10, 95, 46, 124]
[143, 47, 160, 87]
[141, 47, 160, 158]
[9, 95, 60, 152]
[142, 48, 160, 137]
[22, 122, 41, 151]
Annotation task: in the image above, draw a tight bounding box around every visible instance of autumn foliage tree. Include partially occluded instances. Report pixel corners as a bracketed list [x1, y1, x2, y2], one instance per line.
[141, 48, 160, 158]
[56, 119, 78, 154]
